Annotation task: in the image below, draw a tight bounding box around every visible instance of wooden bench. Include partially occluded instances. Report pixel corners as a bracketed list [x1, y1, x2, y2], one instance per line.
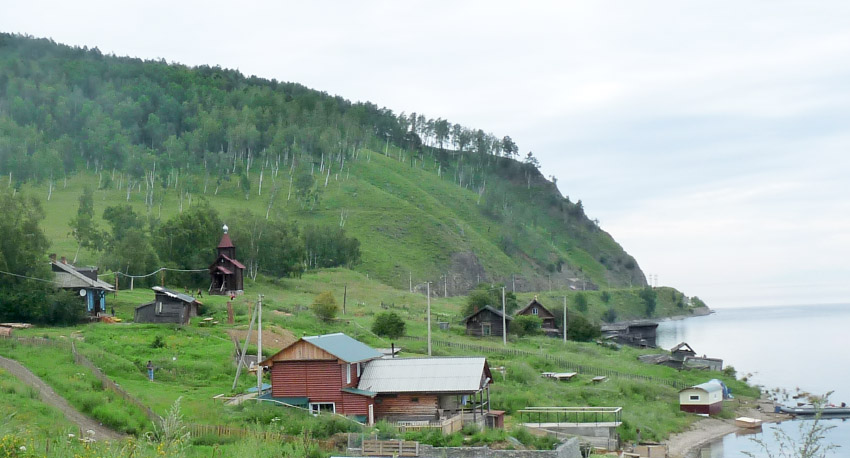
[551, 372, 577, 381]
[592, 375, 608, 383]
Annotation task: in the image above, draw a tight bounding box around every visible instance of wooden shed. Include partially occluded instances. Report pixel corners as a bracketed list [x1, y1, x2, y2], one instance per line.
[515, 297, 560, 335]
[463, 305, 512, 337]
[134, 287, 201, 325]
[209, 225, 245, 295]
[679, 381, 723, 415]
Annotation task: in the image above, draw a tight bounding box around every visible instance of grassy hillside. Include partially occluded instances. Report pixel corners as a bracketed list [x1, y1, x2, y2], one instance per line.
[0, 33, 645, 293]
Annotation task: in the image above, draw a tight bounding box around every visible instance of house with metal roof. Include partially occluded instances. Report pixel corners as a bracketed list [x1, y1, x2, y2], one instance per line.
[50, 256, 114, 317]
[679, 381, 724, 415]
[358, 356, 493, 423]
[134, 286, 201, 325]
[209, 225, 245, 295]
[259, 333, 384, 423]
[260, 333, 495, 426]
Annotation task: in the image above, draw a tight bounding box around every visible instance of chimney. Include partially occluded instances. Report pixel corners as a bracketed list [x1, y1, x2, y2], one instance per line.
[49, 253, 57, 262]
[60, 256, 67, 264]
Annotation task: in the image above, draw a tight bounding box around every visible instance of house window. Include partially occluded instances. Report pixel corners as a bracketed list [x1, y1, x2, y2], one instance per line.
[689, 395, 700, 401]
[482, 323, 492, 336]
[357, 363, 361, 377]
[346, 363, 351, 384]
[309, 402, 335, 415]
[411, 397, 419, 403]
[156, 302, 162, 314]
[532, 307, 538, 315]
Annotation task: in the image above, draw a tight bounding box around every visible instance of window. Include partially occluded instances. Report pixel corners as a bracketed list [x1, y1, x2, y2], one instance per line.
[309, 402, 335, 415]
[156, 302, 162, 314]
[689, 395, 700, 401]
[411, 397, 419, 403]
[532, 307, 538, 315]
[357, 362, 361, 377]
[482, 323, 492, 336]
[346, 363, 351, 384]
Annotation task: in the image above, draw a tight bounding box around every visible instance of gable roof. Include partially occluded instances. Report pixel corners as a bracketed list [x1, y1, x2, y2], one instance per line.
[671, 342, 695, 353]
[220, 254, 246, 269]
[303, 333, 383, 363]
[515, 298, 555, 318]
[463, 305, 513, 323]
[51, 261, 114, 291]
[358, 357, 491, 394]
[153, 286, 199, 304]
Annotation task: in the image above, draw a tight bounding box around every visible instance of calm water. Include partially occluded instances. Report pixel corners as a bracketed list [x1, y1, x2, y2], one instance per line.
[656, 303, 850, 457]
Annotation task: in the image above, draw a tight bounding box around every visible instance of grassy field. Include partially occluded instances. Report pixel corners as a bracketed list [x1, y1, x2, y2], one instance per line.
[2, 268, 755, 454]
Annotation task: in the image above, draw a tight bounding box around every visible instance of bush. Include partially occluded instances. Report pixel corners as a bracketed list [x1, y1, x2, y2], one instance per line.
[600, 291, 611, 303]
[311, 291, 339, 322]
[573, 292, 588, 312]
[511, 315, 542, 337]
[602, 307, 617, 323]
[151, 335, 165, 349]
[639, 287, 656, 317]
[567, 314, 601, 342]
[371, 312, 406, 338]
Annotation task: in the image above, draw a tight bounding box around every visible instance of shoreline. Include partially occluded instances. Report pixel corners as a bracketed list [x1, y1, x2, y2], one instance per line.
[667, 398, 789, 458]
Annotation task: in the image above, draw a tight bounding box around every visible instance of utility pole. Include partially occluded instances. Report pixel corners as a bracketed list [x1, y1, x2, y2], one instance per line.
[343, 285, 347, 315]
[444, 274, 448, 297]
[257, 294, 263, 399]
[512, 275, 515, 293]
[427, 282, 432, 356]
[563, 296, 567, 343]
[501, 287, 507, 346]
[409, 272, 412, 293]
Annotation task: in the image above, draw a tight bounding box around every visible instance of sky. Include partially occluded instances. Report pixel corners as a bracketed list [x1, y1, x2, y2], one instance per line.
[3, 1, 849, 308]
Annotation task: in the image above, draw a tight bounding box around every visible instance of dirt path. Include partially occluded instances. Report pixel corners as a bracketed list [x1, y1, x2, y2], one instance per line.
[0, 355, 126, 441]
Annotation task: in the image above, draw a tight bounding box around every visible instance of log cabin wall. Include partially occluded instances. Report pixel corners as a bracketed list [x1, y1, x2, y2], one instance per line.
[374, 394, 440, 421]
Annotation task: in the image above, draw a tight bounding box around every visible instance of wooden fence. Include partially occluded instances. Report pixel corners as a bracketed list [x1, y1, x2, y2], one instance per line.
[70, 341, 160, 423]
[363, 439, 420, 457]
[405, 336, 689, 389]
[393, 413, 463, 435]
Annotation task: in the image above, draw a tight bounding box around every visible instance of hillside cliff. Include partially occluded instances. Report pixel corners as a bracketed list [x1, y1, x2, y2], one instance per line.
[0, 33, 646, 293]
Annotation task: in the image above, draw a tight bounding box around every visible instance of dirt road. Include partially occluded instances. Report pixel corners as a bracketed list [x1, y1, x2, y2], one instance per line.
[0, 355, 126, 441]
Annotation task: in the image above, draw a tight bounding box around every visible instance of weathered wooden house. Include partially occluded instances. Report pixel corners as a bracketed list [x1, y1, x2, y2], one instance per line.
[259, 333, 384, 423]
[601, 320, 658, 348]
[671, 342, 696, 362]
[463, 305, 512, 337]
[50, 256, 114, 316]
[209, 225, 245, 295]
[515, 297, 560, 336]
[679, 381, 724, 415]
[260, 333, 495, 426]
[134, 286, 201, 325]
[358, 357, 493, 423]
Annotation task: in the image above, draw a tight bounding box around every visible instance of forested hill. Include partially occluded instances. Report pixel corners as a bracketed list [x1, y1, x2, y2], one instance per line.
[0, 33, 646, 293]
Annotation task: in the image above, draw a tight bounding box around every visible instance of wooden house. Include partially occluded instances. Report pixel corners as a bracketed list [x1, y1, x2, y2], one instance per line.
[50, 256, 114, 316]
[358, 357, 493, 423]
[209, 225, 245, 295]
[463, 305, 512, 337]
[514, 297, 560, 335]
[134, 286, 201, 325]
[671, 342, 696, 362]
[679, 381, 723, 415]
[260, 333, 495, 426]
[259, 333, 384, 423]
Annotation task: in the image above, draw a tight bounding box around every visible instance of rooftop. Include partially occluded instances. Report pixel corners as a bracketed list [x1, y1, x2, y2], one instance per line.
[358, 357, 490, 394]
[303, 333, 383, 363]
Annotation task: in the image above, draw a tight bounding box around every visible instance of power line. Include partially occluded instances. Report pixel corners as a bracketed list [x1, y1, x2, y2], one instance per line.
[0, 269, 55, 284]
[114, 267, 208, 279]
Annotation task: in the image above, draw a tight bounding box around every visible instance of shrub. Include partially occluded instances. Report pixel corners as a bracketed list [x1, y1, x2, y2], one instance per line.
[600, 291, 611, 303]
[511, 315, 542, 337]
[573, 293, 588, 312]
[567, 314, 601, 342]
[151, 335, 165, 349]
[602, 307, 617, 323]
[371, 312, 406, 338]
[311, 291, 339, 322]
[639, 287, 656, 317]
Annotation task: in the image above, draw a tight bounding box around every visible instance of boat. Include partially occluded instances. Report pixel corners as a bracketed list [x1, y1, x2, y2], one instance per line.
[777, 405, 850, 417]
[735, 417, 763, 429]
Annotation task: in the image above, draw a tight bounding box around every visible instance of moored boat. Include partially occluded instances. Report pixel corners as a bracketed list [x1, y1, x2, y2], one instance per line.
[777, 405, 850, 417]
[734, 416, 763, 428]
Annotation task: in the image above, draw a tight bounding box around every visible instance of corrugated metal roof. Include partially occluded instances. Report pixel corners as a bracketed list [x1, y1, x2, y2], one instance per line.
[303, 333, 383, 363]
[51, 261, 114, 291]
[684, 381, 724, 394]
[358, 357, 489, 394]
[153, 286, 197, 304]
[341, 387, 376, 397]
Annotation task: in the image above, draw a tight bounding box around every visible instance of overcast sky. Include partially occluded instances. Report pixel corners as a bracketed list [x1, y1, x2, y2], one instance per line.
[3, 1, 849, 308]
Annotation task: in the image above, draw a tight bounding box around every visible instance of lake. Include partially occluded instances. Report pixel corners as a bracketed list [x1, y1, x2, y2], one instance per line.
[656, 303, 850, 457]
